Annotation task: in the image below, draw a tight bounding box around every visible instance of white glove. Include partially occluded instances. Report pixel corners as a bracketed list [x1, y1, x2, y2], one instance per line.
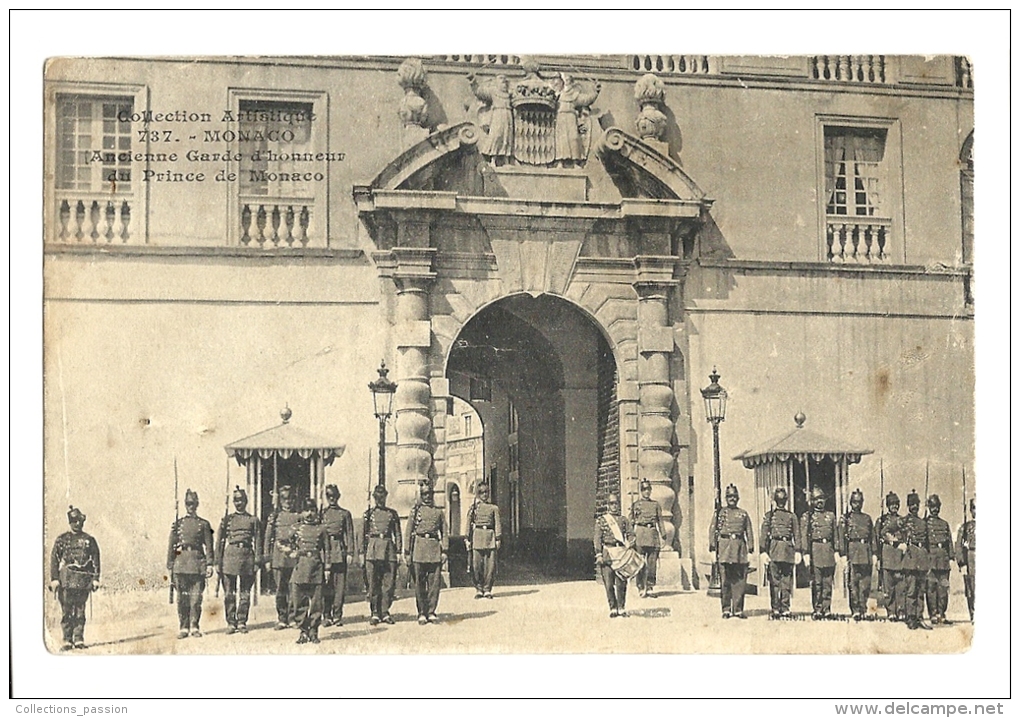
[761, 553, 770, 566]
[794, 552, 803, 565]
[803, 554, 811, 568]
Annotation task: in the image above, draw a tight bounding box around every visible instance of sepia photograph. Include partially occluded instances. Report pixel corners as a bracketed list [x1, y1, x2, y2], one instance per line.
[13, 8, 1011, 706]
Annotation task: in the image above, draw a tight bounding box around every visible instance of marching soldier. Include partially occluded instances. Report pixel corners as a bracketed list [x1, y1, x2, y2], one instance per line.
[49, 506, 101, 650]
[288, 498, 328, 644]
[630, 479, 665, 598]
[467, 482, 502, 599]
[167, 490, 215, 639]
[405, 480, 449, 625]
[263, 485, 301, 630]
[708, 484, 754, 619]
[362, 484, 402, 625]
[800, 487, 838, 620]
[216, 486, 261, 635]
[875, 492, 906, 622]
[924, 494, 955, 625]
[901, 490, 931, 630]
[320, 484, 355, 627]
[956, 498, 975, 621]
[839, 488, 875, 621]
[594, 492, 634, 618]
[760, 487, 801, 619]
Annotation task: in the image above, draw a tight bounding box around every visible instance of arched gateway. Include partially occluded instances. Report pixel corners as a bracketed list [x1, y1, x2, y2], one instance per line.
[354, 112, 712, 581]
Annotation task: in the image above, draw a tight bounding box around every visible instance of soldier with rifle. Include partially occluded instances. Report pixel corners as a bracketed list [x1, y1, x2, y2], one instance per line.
[288, 498, 328, 644]
[216, 486, 261, 634]
[800, 487, 838, 620]
[924, 494, 955, 625]
[759, 486, 800, 619]
[708, 484, 754, 619]
[956, 497, 975, 622]
[900, 490, 931, 630]
[320, 484, 355, 627]
[167, 490, 215, 639]
[467, 482, 501, 599]
[875, 491, 906, 621]
[263, 484, 301, 630]
[840, 488, 875, 621]
[49, 506, 101, 650]
[405, 480, 449, 625]
[362, 484, 402, 625]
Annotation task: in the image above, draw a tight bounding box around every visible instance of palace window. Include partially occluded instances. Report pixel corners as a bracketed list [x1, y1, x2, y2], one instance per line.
[227, 89, 328, 248]
[47, 84, 147, 244]
[818, 118, 901, 264]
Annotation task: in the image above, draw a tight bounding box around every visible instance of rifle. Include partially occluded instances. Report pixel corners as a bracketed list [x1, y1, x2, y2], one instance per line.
[216, 459, 230, 598]
[842, 510, 851, 600]
[924, 460, 930, 520]
[406, 503, 420, 590]
[876, 459, 885, 593]
[169, 457, 179, 604]
[363, 449, 371, 594]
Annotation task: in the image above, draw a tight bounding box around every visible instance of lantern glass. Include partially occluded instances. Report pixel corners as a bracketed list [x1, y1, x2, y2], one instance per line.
[700, 369, 728, 423]
[368, 361, 397, 419]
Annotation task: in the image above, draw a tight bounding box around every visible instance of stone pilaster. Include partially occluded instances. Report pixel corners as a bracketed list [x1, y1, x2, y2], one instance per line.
[391, 246, 436, 520]
[634, 255, 681, 587]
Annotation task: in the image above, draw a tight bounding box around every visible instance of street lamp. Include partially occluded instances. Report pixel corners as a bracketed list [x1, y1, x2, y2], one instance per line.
[700, 366, 728, 594]
[368, 360, 397, 488]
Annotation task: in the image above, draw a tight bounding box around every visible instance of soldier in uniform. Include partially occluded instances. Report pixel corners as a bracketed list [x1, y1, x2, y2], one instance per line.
[49, 506, 101, 650]
[288, 498, 328, 644]
[263, 485, 301, 629]
[924, 494, 955, 625]
[362, 484, 402, 625]
[630, 479, 665, 598]
[708, 484, 755, 619]
[760, 487, 801, 619]
[900, 490, 932, 630]
[216, 486, 261, 634]
[467, 482, 502, 599]
[405, 480, 449, 625]
[319, 484, 355, 627]
[956, 498, 975, 622]
[875, 491, 906, 622]
[167, 490, 215, 639]
[840, 488, 875, 621]
[800, 487, 838, 620]
[594, 492, 634, 618]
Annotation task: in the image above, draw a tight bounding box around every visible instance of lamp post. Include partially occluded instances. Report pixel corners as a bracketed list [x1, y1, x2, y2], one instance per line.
[368, 360, 397, 488]
[700, 367, 728, 594]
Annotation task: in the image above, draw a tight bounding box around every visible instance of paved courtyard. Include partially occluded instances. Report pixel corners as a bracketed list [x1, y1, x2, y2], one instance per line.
[45, 572, 973, 655]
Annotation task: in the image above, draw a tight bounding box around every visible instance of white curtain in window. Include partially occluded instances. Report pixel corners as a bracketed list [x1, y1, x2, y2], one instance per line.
[824, 132, 884, 211]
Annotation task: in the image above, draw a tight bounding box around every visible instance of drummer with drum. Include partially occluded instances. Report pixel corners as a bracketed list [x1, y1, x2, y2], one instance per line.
[709, 484, 755, 619]
[594, 492, 639, 618]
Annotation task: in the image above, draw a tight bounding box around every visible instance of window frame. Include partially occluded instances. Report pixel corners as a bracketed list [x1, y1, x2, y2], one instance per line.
[45, 81, 149, 244]
[815, 114, 903, 264]
[225, 88, 329, 248]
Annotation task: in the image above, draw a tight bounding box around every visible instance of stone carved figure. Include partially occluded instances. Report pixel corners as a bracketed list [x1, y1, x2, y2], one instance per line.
[467, 73, 513, 165]
[396, 58, 429, 129]
[554, 73, 601, 166]
[634, 73, 668, 145]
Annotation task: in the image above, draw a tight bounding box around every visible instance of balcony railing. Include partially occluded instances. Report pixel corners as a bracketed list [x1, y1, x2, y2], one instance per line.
[55, 193, 132, 243]
[826, 216, 891, 263]
[812, 55, 886, 83]
[239, 197, 315, 248]
[631, 54, 712, 75]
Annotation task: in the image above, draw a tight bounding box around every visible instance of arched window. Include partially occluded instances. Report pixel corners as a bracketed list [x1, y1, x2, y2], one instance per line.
[960, 131, 974, 265]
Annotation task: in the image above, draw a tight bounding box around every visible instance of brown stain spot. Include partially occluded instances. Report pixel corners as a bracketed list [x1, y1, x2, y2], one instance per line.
[872, 368, 891, 406]
[139, 417, 151, 428]
[138, 578, 145, 586]
[207, 605, 220, 618]
[162, 575, 169, 583]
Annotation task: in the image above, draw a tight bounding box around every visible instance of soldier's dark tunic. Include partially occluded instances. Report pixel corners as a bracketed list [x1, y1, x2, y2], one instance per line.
[50, 530, 101, 646]
[875, 512, 906, 619]
[594, 512, 634, 614]
[319, 504, 355, 624]
[925, 515, 954, 622]
[406, 502, 449, 618]
[800, 509, 837, 617]
[289, 521, 327, 639]
[900, 514, 929, 627]
[363, 506, 401, 620]
[167, 514, 214, 632]
[630, 497, 663, 594]
[216, 511, 261, 630]
[839, 509, 875, 617]
[761, 507, 800, 616]
[263, 508, 301, 626]
[467, 500, 502, 595]
[709, 506, 754, 616]
[956, 519, 975, 620]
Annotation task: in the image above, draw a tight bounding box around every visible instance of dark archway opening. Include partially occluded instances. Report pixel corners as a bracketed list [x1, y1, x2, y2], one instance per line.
[445, 294, 618, 580]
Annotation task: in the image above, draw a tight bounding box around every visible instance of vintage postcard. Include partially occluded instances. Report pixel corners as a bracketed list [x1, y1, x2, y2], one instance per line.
[42, 50, 976, 661]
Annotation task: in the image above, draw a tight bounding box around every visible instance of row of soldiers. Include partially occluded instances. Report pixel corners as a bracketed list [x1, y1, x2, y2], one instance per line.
[712, 483, 976, 628]
[164, 479, 502, 644]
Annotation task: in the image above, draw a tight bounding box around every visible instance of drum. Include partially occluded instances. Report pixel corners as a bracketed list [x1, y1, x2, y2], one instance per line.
[607, 546, 645, 581]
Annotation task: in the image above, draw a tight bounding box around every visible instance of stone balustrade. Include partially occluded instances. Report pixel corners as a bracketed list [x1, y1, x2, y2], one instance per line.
[812, 55, 887, 83]
[240, 197, 313, 248]
[56, 195, 132, 243]
[632, 55, 712, 75]
[826, 217, 891, 263]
